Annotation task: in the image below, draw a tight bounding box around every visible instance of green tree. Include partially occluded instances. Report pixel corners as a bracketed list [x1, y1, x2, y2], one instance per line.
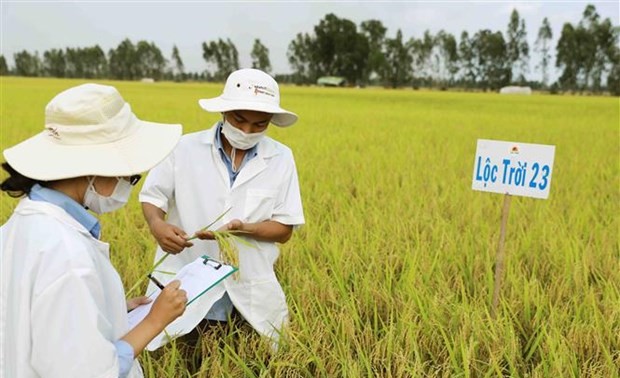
[606, 24, 620, 95]
[250, 39, 271, 73]
[608, 60, 620, 96]
[360, 19, 387, 84]
[582, 7, 618, 93]
[444, 33, 460, 87]
[82, 46, 107, 78]
[556, 5, 619, 93]
[556, 23, 579, 92]
[201, 41, 221, 78]
[202, 38, 239, 81]
[430, 30, 459, 88]
[287, 14, 372, 85]
[381, 29, 412, 88]
[506, 9, 529, 84]
[535, 17, 553, 88]
[409, 30, 434, 86]
[0, 55, 8, 75]
[459, 31, 477, 89]
[287, 32, 316, 84]
[14, 50, 41, 77]
[312, 13, 368, 84]
[108, 39, 138, 80]
[65, 48, 83, 78]
[473, 30, 510, 90]
[346, 32, 370, 85]
[171, 45, 184, 80]
[577, 5, 600, 91]
[136, 41, 166, 80]
[43, 49, 66, 77]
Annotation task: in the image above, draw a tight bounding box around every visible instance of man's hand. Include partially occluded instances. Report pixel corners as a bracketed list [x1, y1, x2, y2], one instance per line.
[193, 219, 292, 243]
[150, 218, 193, 254]
[222, 219, 244, 231]
[193, 219, 244, 240]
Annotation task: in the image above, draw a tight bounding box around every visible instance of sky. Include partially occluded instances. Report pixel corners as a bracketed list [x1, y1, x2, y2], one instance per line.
[1, 1, 619, 80]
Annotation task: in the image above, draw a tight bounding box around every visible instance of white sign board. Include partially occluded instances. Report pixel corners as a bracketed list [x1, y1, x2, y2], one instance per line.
[472, 139, 555, 199]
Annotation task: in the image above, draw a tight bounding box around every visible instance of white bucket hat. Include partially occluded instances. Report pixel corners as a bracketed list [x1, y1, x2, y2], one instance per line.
[198, 68, 298, 127]
[3, 83, 182, 181]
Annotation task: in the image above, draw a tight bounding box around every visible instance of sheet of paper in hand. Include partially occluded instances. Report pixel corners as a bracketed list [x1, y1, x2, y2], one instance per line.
[127, 256, 237, 350]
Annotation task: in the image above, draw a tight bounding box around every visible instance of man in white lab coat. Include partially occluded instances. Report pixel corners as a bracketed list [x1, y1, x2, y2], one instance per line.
[140, 68, 305, 345]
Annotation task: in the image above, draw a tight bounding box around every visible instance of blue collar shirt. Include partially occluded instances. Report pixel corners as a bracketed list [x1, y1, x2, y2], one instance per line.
[28, 183, 101, 239]
[215, 122, 258, 188]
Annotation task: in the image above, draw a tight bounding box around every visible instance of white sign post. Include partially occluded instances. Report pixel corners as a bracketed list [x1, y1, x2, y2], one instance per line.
[472, 139, 555, 318]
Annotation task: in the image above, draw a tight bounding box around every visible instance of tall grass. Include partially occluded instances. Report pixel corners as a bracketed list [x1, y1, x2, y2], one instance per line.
[1, 77, 618, 377]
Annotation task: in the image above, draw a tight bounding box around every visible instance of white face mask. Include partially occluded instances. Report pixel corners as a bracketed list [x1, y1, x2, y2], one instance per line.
[221, 119, 267, 150]
[83, 177, 133, 214]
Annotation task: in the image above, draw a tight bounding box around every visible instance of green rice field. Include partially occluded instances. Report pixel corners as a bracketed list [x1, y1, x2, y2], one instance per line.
[1, 77, 618, 377]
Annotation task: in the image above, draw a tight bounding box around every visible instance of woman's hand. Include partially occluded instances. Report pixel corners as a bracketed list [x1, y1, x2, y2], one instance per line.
[121, 280, 187, 356]
[126, 296, 152, 311]
[145, 280, 187, 329]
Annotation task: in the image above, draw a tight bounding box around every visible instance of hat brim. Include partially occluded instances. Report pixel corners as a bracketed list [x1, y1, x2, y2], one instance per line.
[198, 97, 298, 127]
[4, 120, 182, 181]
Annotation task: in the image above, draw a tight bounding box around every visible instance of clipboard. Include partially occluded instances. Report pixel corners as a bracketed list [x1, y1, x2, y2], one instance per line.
[127, 256, 237, 350]
[184, 256, 237, 306]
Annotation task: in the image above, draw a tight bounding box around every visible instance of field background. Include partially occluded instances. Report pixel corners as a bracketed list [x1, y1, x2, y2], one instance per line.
[1, 77, 618, 377]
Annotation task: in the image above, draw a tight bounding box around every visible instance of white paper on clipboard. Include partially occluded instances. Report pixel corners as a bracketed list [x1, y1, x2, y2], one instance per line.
[127, 256, 237, 350]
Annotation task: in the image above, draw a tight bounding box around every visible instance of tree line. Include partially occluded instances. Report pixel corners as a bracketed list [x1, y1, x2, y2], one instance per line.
[0, 36, 273, 83]
[284, 5, 618, 94]
[1, 4, 618, 95]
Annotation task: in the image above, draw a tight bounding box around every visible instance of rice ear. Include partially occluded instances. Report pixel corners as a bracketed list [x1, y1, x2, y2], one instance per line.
[213, 231, 240, 280]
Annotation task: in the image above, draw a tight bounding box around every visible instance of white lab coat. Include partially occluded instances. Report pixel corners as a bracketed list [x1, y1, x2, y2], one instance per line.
[0, 199, 142, 378]
[139, 124, 304, 341]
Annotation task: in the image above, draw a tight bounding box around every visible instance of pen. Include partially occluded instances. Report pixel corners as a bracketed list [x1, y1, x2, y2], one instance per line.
[147, 274, 165, 290]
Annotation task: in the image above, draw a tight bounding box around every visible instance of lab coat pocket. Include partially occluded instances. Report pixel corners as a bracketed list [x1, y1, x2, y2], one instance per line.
[244, 189, 278, 222]
[250, 279, 288, 332]
[226, 278, 288, 339]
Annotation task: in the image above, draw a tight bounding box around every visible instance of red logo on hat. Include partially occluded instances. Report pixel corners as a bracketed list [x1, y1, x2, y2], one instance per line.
[253, 85, 275, 98]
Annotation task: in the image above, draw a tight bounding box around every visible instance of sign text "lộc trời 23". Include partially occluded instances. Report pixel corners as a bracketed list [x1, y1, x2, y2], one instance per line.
[472, 139, 556, 199]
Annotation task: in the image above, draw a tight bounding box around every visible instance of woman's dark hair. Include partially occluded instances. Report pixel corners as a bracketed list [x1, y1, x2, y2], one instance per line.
[1, 162, 46, 198]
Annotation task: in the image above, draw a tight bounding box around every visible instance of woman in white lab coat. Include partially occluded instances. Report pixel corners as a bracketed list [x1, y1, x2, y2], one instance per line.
[1, 84, 187, 378]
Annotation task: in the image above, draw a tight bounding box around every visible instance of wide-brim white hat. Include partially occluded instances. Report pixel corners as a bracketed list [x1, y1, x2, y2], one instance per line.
[3, 83, 182, 181]
[198, 68, 298, 127]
